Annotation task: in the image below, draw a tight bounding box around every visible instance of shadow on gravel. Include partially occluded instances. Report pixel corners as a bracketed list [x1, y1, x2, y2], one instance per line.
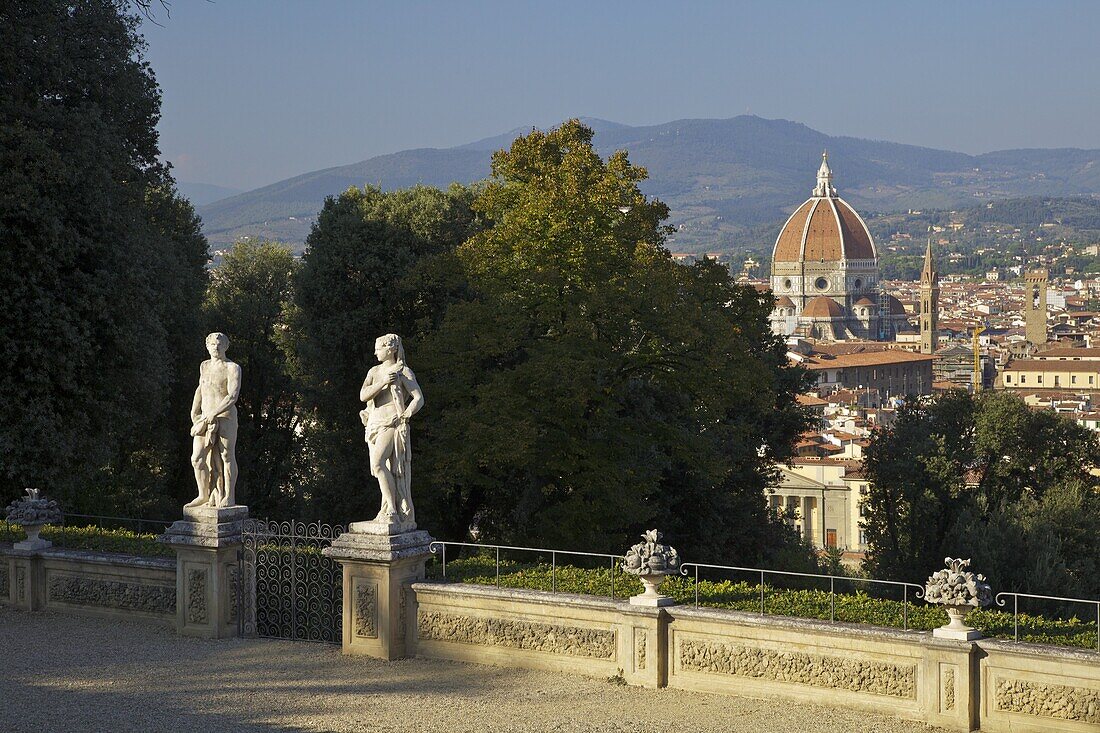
[0, 608, 540, 732]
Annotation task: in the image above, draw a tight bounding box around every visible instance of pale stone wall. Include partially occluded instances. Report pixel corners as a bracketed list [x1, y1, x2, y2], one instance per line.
[411, 582, 664, 688]
[979, 638, 1100, 733]
[666, 605, 974, 732]
[411, 583, 978, 728]
[0, 546, 175, 623]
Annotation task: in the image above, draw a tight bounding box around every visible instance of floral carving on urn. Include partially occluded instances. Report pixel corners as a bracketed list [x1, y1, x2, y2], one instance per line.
[924, 557, 992, 640]
[622, 529, 680, 607]
[4, 488, 63, 551]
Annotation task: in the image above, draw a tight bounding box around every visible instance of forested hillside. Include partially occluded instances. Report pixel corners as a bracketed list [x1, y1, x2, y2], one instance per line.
[197, 116, 1100, 252]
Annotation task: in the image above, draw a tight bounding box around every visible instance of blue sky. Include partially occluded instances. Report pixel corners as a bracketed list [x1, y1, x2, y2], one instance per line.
[143, 0, 1100, 191]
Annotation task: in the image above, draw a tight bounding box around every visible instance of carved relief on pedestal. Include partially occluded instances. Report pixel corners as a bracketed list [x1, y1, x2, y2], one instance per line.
[398, 586, 408, 639]
[355, 582, 378, 639]
[634, 629, 647, 670]
[678, 638, 916, 699]
[186, 568, 208, 624]
[226, 564, 240, 625]
[0, 564, 8, 600]
[16, 567, 26, 603]
[941, 665, 956, 712]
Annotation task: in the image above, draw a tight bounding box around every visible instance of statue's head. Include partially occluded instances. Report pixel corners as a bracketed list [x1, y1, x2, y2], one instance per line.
[374, 333, 404, 363]
[206, 332, 229, 358]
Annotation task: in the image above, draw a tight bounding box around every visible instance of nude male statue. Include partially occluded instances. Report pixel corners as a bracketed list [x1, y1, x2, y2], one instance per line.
[359, 334, 424, 525]
[185, 332, 241, 509]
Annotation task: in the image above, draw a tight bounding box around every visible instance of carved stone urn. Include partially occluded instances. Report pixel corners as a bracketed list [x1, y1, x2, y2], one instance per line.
[4, 488, 63, 552]
[622, 529, 680, 607]
[924, 557, 993, 641]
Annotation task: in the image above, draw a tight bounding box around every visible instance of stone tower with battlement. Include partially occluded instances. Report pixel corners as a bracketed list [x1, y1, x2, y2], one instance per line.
[1024, 269, 1048, 347]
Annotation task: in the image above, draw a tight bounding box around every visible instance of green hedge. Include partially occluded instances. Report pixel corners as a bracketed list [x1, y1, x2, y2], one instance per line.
[427, 555, 1098, 651]
[0, 521, 173, 558]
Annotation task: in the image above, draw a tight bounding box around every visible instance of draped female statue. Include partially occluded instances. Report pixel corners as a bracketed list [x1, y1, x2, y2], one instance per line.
[359, 334, 424, 526]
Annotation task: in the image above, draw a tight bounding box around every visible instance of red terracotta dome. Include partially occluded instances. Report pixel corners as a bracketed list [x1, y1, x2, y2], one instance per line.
[803, 295, 845, 319]
[772, 153, 876, 264]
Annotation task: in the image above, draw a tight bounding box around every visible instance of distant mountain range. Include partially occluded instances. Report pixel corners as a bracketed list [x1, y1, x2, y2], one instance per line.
[177, 181, 243, 207]
[196, 116, 1100, 252]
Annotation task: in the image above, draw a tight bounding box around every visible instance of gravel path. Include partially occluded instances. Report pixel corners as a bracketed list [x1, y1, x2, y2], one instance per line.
[1, 608, 949, 733]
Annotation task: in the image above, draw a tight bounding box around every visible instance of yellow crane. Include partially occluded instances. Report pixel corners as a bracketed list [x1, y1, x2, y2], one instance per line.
[972, 325, 986, 393]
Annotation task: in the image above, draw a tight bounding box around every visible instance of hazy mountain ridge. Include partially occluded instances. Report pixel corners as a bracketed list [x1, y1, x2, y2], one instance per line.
[197, 116, 1100, 251]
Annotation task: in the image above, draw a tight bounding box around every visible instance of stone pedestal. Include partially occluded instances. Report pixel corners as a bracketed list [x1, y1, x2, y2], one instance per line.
[323, 526, 433, 660]
[2, 550, 41, 612]
[159, 505, 248, 639]
[932, 606, 983, 641]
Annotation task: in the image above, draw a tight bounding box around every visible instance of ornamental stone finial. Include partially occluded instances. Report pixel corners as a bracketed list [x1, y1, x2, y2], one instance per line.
[925, 557, 993, 640]
[4, 488, 63, 551]
[622, 529, 680, 607]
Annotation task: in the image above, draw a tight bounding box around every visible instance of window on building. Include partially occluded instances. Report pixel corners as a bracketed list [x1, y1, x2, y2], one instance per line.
[1006, 375, 1012, 383]
[1037, 375, 1043, 384]
[1021, 375, 1026, 384]
[826, 529, 838, 548]
[1091, 376, 1095, 385]
[1072, 375, 1077, 384]
[859, 530, 867, 546]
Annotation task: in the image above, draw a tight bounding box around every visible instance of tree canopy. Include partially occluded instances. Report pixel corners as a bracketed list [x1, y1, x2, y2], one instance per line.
[204, 239, 300, 517]
[412, 121, 812, 560]
[291, 184, 480, 521]
[863, 390, 1100, 597]
[0, 0, 208, 514]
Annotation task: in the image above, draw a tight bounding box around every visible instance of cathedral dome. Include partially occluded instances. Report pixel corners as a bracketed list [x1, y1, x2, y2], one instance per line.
[803, 295, 845, 319]
[772, 153, 876, 264]
[884, 294, 907, 315]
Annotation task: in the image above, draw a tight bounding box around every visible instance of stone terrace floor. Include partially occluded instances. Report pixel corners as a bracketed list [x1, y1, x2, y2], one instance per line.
[1, 608, 949, 733]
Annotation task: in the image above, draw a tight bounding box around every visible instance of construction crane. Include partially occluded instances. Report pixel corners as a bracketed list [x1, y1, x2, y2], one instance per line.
[972, 324, 986, 393]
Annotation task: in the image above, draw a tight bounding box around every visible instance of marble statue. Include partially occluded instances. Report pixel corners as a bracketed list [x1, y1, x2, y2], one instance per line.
[185, 332, 241, 509]
[359, 334, 424, 526]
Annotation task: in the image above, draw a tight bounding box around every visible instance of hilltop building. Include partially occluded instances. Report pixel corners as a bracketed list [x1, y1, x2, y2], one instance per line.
[769, 153, 912, 340]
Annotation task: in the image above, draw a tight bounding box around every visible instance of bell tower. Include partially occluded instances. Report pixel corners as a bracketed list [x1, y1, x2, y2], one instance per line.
[919, 236, 939, 355]
[1024, 269, 1048, 347]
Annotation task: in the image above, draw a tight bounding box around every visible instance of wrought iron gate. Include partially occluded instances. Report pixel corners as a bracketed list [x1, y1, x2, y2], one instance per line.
[238, 519, 346, 644]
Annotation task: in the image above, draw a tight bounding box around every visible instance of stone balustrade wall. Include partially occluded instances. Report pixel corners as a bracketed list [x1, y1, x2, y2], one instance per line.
[409, 582, 1100, 733]
[0, 546, 175, 623]
[978, 638, 1100, 733]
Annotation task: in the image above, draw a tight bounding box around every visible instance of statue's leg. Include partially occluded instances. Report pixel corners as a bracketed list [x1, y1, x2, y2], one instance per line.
[207, 446, 224, 507]
[216, 420, 238, 508]
[368, 427, 398, 519]
[185, 436, 211, 508]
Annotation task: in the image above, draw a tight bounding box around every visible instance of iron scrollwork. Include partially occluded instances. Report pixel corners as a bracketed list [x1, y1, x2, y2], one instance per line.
[238, 518, 346, 644]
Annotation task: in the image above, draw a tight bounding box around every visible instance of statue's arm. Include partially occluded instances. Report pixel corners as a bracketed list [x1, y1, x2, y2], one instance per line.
[190, 386, 203, 423]
[191, 364, 205, 422]
[360, 367, 387, 402]
[207, 363, 242, 420]
[401, 368, 424, 419]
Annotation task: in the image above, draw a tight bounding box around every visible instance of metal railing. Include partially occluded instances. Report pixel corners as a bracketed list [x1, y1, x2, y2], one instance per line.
[996, 591, 1100, 652]
[1, 513, 174, 555]
[429, 540, 625, 599]
[679, 562, 926, 631]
